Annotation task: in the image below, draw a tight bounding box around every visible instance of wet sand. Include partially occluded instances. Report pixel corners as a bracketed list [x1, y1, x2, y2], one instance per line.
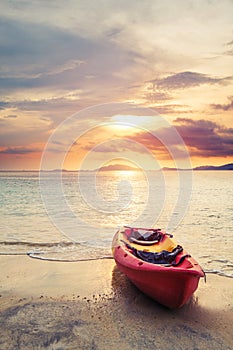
[0, 256, 232, 350]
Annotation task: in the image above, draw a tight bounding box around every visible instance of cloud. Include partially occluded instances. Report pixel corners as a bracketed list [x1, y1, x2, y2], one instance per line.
[105, 26, 125, 38]
[88, 139, 149, 154]
[0, 16, 143, 97]
[3, 114, 17, 119]
[149, 103, 192, 115]
[141, 86, 172, 103]
[0, 146, 40, 154]
[174, 118, 233, 157]
[0, 112, 52, 147]
[2, 97, 80, 112]
[225, 39, 233, 55]
[151, 71, 231, 90]
[114, 118, 233, 160]
[102, 126, 190, 161]
[211, 97, 233, 111]
[0, 17, 95, 79]
[0, 101, 9, 110]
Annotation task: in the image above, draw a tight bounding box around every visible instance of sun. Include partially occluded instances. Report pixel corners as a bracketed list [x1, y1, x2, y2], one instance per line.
[111, 114, 155, 130]
[109, 123, 133, 132]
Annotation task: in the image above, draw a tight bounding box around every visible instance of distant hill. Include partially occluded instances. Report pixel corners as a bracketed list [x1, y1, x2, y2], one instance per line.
[193, 163, 233, 171]
[97, 164, 139, 171]
[161, 167, 178, 171]
[162, 163, 233, 171]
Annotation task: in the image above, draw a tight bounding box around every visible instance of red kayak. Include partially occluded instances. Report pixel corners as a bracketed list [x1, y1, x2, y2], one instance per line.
[112, 226, 205, 308]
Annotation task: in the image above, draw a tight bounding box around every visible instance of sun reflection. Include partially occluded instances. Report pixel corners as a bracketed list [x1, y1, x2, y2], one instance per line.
[117, 170, 139, 177]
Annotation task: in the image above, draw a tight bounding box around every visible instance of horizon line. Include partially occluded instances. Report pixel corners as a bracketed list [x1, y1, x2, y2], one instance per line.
[0, 162, 232, 172]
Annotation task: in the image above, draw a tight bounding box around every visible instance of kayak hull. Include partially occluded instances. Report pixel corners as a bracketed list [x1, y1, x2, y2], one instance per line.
[112, 227, 205, 309]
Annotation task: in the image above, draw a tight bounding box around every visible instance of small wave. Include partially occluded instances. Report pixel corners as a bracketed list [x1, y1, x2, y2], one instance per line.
[204, 269, 233, 278]
[27, 252, 113, 262]
[27, 243, 113, 262]
[211, 258, 230, 264]
[0, 252, 27, 256]
[0, 241, 77, 247]
[202, 256, 233, 278]
[0, 241, 113, 262]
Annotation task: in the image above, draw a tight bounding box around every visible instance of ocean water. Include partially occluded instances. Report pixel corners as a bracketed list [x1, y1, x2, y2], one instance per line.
[0, 170, 232, 278]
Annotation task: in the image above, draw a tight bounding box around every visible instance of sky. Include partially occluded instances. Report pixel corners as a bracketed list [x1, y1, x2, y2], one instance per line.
[0, 0, 233, 170]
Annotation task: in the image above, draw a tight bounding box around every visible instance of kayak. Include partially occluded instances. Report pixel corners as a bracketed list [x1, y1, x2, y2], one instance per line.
[112, 226, 205, 308]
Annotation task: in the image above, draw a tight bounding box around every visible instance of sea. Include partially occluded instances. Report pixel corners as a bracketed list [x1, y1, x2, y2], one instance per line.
[0, 170, 232, 278]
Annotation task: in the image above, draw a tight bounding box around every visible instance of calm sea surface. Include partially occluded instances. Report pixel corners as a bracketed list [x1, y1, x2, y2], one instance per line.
[0, 170, 232, 278]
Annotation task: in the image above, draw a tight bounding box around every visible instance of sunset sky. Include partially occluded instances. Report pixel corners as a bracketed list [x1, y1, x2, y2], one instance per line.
[0, 0, 233, 170]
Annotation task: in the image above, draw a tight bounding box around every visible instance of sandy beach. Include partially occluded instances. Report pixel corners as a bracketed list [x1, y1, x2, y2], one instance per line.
[0, 255, 232, 350]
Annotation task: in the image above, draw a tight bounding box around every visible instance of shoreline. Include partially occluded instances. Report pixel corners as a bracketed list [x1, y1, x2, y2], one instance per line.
[0, 255, 232, 349]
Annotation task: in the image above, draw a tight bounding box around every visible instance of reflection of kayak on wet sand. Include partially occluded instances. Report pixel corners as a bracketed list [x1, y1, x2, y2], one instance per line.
[112, 226, 205, 308]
